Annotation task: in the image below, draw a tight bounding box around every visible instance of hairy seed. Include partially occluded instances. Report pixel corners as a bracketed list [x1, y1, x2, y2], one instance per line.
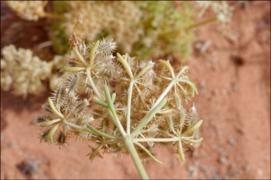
[40, 129, 50, 143]
[67, 74, 79, 93]
[57, 131, 67, 146]
[55, 85, 65, 108]
[37, 115, 49, 124]
[42, 103, 53, 113]
[74, 99, 89, 114]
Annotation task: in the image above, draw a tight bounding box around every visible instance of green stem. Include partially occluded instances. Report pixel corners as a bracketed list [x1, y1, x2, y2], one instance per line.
[131, 98, 167, 137]
[73, 47, 87, 66]
[86, 68, 102, 100]
[151, 80, 175, 109]
[89, 41, 99, 67]
[48, 98, 63, 118]
[60, 66, 86, 73]
[134, 137, 179, 142]
[87, 124, 122, 141]
[187, 16, 218, 30]
[86, 69, 126, 136]
[63, 120, 120, 140]
[134, 142, 163, 164]
[127, 81, 134, 134]
[124, 135, 149, 179]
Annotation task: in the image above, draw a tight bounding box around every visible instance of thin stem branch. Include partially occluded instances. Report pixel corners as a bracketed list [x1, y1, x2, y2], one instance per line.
[63, 120, 120, 141]
[48, 98, 63, 118]
[151, 80, 175, 109]
[134, 142, 163, 164]
[131, 98, 167, 137]
[86, 69, 126, 136]
[127, 81, 134, 134]
[181, 137, 203, 144]
[73, 47, 87, 66]
[134, 137, 179, 142]
[86, 68, 102, 100]
[87, 124, 122, 141]
[187, 16, 218, 30]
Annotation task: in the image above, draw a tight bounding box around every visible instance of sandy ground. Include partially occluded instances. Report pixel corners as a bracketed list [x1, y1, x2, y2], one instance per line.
[1, 1, 270, 179]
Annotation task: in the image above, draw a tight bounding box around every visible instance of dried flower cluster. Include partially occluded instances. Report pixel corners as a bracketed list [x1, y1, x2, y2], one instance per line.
[49, 55, 69, 90]
[36, 24, 203, 179]
[1, 45, 52, 97]
[197, 1, 234, 23]
[51, 1, 197, 62]
[132, 1, 197, 60]
[63, 1, 141, 53]
[7, 1, 47, 21]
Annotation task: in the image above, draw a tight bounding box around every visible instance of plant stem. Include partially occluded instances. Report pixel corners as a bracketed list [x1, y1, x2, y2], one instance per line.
[134, 142, 163, 164]
[151, 80, 175, 109]
[86, 68, 102, 100]
[73, 47, 87, 66]
[124, 135, 149, 179]
[126, 80, 134, 134]
[48, 98, 63, 118]
[86, 69, 126, 136]
[63, 120, 120, 140]
[187, 16, 217, 30]
[131, 98, 167, 137]
[134, 137, 179, 142]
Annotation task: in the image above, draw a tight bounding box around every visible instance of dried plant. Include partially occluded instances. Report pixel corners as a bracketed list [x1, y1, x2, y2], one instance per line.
[131, 1, 197, 61]
[7, 1, 47, 21]
[36, 22, 203, 179]
[196, 1, 234, 24]
[1, 45, 52, 97]
[50, 1, 198, 62]
[7, 0, 60, 21]
[51, 1, 141, 55]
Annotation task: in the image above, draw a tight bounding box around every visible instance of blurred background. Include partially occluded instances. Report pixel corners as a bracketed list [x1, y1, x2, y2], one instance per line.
[1, 1, 270, 179]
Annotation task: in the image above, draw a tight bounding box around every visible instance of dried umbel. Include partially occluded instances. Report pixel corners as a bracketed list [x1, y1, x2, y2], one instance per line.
[37, 25, 203, 179]
[132, 1, 197, 60]
[63, 1, 141, 53]
[51, 1, 197, 62]
[1, 45, 52, 97]
[7, 1, 48, 21]
[197, 1, 234, 23]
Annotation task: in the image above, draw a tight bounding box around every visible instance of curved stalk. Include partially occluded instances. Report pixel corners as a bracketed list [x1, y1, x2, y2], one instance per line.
[86, 68, 102, 100]
[134, 142, 163, 164]
[63, 120, 120, 141]
[73, 47, 87, 66]
[127, 81, 134, 134]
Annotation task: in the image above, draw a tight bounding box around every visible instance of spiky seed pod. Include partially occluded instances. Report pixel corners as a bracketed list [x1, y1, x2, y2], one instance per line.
[39, 128, 51, 143]
[74, 130, 92, 140]
[56, 130, 68, 148]
[66, 73, 80, 93]
[73, 99, 89, 115]
[97, 38, 117, 55]
[186, 105, 198, 127]
[36, 115, 49, 125]
[42, 103, 53, 114]
[54, 85, 66, 109]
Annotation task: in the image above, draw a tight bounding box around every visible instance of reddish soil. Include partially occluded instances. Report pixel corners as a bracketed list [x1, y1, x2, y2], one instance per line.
[1, 1, 270, 179]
